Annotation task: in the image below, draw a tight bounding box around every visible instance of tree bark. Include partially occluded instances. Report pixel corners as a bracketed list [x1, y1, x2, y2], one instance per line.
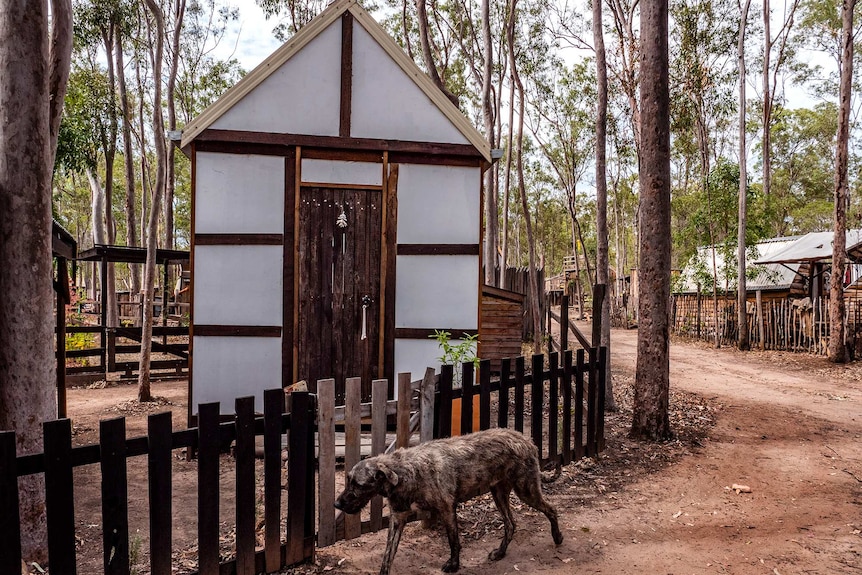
[828, 0, 855, 363]
[500, 78, 516, 286]
[481, 0, 497, 286]
[139, 0, 167, 401]
[165, 0, 186, 253]
[737, 0, 752, 351]
[0, 0, 70, 563]
[762, 0, 772, 200]
[116, 30, 140, 298]
[594, 0, 615, 411]
[631, 0, 672, 441]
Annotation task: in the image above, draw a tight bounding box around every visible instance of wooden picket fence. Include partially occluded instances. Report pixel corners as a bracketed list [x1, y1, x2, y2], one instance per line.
[1, 350, 605, 575]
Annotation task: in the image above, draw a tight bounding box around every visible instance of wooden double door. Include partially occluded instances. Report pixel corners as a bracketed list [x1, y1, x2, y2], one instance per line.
[296, 186, 382, 402]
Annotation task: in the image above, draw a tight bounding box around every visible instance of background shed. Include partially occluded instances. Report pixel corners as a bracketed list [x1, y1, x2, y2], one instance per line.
[181, 0, 491, 413]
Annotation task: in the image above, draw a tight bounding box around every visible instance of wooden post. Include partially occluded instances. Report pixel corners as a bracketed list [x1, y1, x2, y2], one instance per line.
[197, 402, 220, 575]
[436, 364, 453, 439]
[44, 419, 76, 575]
[561, 294, 569, 351]
[0, 432, 22, 575]
[419, 368, 436, 444]
[286, 391, 315, 565]
[531, 354, 544, 455]
[397, 373, 411, 448]
[592, 284, 606, 348]
[343, 379, 362, 539]
[316, 380, 335, 546]
[147, 412, 173, 575]
[370, 378, 388, 531]
[100, 417, 130, 575]
[56, 257, 68, 418]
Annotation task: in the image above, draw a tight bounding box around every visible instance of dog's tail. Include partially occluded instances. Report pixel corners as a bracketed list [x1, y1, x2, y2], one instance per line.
[540, 461, 562, 483]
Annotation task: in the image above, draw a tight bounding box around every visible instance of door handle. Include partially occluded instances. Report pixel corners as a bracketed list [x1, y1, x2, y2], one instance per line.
[361, 295, 373, 340]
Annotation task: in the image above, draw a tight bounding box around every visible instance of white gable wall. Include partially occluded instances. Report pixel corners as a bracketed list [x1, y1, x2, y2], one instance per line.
[397, 164, 480, 243]
[350, 22, 470, 145]
[210, 20, 342, 136]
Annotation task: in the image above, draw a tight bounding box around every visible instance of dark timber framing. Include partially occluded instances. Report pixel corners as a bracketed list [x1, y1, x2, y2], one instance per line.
[339, 12, 353, 138]
[194, 233, 283, 246]
[283, 150, 297, 388]
[397, 244, 480, 256]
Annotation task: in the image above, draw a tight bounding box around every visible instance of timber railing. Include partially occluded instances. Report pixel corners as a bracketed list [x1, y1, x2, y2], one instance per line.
[2, 350, 605, 575]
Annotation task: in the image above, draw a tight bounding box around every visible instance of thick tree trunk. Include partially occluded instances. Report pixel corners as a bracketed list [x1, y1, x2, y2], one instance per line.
[828, 0, 855, 363]
[0, 0, 70, 563]
[631, 0, 672, 441]
[593, 0, 615, 411]
[139, 0, 167, 401]
[737, 0, 752, 351]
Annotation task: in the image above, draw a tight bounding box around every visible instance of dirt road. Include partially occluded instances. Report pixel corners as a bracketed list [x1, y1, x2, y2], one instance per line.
[317, 328, 862, 575]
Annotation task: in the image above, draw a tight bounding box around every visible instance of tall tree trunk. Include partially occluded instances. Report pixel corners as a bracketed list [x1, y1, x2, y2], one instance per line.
[594, 0, 615, 410]
[500, 78, 516, 286]
[631, 0, 672, 441]
[0, 0, 70, 563]
[828, 0, 855, 363]
[116, 31, 140, 299]
[481, 0, 497, 285]
[737, 0, 752, 351]
[139, 0, 167, 401]
[507, 0, 541, 352]
[762, 0, 772, 200]
[415, 0, 459, 106]
[102, 23, 119, 330]
[165, 0, 186, 253]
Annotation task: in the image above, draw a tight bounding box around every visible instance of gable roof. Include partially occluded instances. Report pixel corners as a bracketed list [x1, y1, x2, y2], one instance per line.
[180, 0, 491, 162]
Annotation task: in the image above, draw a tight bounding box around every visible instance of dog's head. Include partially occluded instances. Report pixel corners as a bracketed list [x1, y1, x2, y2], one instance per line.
[334, 457, 399, 514]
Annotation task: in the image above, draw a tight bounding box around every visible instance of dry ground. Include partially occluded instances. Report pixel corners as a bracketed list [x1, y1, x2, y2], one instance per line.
[59, 327, 862, 575]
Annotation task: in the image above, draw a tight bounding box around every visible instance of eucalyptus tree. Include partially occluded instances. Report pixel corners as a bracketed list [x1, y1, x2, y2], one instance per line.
[0, 0, 72, 564]
[671, 0, 738, 347]
[828, 0, 856, 363]
[527, 61, 595, 316]
[139, 0, 168, 402]
[737, 0, 753, 350]
[632, 0, 672, 441]
[760, 0, 801, 202]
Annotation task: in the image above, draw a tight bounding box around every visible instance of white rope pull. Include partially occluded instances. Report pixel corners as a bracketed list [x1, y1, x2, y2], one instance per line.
[361, 304, 368, 340]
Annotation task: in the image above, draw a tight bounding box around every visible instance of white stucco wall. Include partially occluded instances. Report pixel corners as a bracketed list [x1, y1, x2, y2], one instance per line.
[396, 164, 481, 244]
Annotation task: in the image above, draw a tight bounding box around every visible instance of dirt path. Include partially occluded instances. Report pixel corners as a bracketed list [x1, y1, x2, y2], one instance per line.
[313, 328, 862, 575]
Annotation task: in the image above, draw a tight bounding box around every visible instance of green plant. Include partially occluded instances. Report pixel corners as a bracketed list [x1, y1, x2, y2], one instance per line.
[430, 330, 480, 386]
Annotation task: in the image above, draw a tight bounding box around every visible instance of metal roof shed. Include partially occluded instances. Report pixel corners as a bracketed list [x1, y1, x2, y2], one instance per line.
[180, 0, 492, 414]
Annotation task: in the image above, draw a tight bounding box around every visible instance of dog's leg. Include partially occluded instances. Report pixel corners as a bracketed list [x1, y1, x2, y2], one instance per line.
[514, 478, 564, 545]
[488, 484, 516, 561]
[379, 512, 408, 575]
[440, 506, 462, 573]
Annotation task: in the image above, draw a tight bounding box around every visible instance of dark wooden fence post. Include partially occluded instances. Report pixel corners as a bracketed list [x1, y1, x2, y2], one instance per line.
[561, 350, 573, 465]
[530, 354, 544, 456]
[436, 364, 454, 439]
[586, 348, 598, 456]
[498, 358, 511, 429]
[197, 402, 220, 575]
[479, 359, 492, 431]
[574, 350, 585, 460]
[147, 411, 172, 575]
[561, 294, 569, 350]
[235, 397, 256, 575]
[548, 352, 559, 463]
[263, 389, 284, 572]
[100, 417, 130, 575]
[0, 431, 22, 574]
[514, 356, 525, 433]
[44, 418, 76, 575]
[597, 347, 607, 452]
[460, 363, 474, 435]
[286, 391, 315, 566]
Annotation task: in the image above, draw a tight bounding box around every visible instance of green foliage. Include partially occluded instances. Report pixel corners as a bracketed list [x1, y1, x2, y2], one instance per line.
[430, 330, 479, 384]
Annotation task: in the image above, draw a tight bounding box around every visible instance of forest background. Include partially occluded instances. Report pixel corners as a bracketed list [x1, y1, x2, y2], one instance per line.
[54, 0, 860, 313]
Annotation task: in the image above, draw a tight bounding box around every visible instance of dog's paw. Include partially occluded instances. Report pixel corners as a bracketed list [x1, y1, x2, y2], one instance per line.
[553, 531, 564, 545]
[441, 558, 460, 573]
[488, 548, 507, 562]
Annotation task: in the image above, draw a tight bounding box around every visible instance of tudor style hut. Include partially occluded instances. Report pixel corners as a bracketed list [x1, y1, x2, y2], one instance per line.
[180, 0, 492, 413]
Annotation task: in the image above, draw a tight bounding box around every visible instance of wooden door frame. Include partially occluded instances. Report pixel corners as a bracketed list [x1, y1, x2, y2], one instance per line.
[290, 148, 395, 391]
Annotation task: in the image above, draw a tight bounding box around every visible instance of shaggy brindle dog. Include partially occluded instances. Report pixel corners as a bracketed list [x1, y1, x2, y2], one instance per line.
[334, 428, 563, 575]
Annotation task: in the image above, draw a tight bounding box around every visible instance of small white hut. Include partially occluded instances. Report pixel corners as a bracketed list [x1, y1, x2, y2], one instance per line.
[180, 0, 492, 413]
